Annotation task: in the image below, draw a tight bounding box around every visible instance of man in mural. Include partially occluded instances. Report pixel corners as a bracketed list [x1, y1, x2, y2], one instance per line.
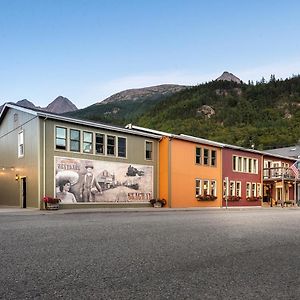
[80, 164, 102, 202]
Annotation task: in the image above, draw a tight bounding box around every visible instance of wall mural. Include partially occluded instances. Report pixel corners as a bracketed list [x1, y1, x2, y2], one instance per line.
[55, 157, 153, 204]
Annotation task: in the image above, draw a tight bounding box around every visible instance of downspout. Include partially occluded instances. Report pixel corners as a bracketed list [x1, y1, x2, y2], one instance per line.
[168, 137, 172, 208]
[43, 117, 47, 198]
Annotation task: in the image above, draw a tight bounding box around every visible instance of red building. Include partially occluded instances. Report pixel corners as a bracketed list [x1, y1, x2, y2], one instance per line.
[222, 146, 263, 207]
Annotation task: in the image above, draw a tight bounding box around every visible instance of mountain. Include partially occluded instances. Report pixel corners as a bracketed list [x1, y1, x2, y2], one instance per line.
[67, 72, 300, 150]
[65, 84, 188, 124]
[0, 96, 78, 114]
[100, 84, 188, 104]
[216, 71, 242, 84]
[46, 96, 78, 113]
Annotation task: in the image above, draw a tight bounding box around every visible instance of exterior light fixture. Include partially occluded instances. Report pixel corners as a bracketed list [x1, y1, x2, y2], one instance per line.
[15, 174, 19, 181]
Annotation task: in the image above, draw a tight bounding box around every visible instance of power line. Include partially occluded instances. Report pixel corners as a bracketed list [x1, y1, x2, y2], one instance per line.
[0, 115, 38, 140]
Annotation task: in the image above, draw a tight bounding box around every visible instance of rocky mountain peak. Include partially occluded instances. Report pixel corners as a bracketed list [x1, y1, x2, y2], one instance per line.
[216, 71, 242, 84]
[46, 96, 78, 113]
[16, 99, 37, 109]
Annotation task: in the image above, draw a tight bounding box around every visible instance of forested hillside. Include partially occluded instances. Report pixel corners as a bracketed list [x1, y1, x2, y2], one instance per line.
[138, 76, 300, 149]
[66, 75, 300, 150]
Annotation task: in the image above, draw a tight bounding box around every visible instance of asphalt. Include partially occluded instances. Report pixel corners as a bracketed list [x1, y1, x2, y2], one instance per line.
[1, 208, 300, 299]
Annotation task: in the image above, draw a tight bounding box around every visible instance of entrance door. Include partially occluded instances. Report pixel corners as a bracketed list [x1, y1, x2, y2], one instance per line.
[276, 187, 282, 204]
[21, 177, 26, 208]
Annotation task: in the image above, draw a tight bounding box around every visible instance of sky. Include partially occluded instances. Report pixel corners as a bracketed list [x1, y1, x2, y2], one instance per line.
[1, 0, 300, 108]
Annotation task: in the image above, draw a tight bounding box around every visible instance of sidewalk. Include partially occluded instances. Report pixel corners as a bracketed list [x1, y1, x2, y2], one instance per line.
[1, 205, 299, 216]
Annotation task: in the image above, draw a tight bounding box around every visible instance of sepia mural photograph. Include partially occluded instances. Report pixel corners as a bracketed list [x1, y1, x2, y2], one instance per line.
[55, 157, 153, 204]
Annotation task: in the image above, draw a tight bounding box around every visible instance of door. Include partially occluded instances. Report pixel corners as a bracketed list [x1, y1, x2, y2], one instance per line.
[276, 187, 282, 204]
[21, 177, 26, 208]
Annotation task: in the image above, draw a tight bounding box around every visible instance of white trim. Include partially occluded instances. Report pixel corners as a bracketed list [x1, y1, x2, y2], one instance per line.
[145, 140, 154, 161]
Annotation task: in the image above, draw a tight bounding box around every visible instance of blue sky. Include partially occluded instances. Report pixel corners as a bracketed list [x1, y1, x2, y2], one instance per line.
[1, 0, 300, 108]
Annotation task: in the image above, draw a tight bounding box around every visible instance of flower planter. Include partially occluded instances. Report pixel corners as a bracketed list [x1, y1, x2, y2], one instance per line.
[45, 203, 60, 210]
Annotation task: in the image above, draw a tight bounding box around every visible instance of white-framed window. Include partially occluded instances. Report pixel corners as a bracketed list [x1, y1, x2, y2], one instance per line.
[248, 159, 253, 173]
[253, 159, 258, 174]
[223, 180, 227, 197]
[236, 181, 241, 197]
[55, 126, 67, 150]
[210, 180, 217, 196]
[195, 179, 202, 197]
[83, 131, 93, 153]
[237, 157, 242, 172]
[233, 155, 237, 171]
[229, 181, 235, 196]
[196, 147, 202, 164]
[107, 135, 116, 156]
[251, 183, 257, 197]
[70, 129, 80, 152]
[257, 183, 262, 197]
[117, 137, 127, 158]
[243, 157, 248, 172]
[246, 182, 251, 197]
[145, 141, 153, 160]
[18, 130, 24, 158]
[203, 180, 209, 195]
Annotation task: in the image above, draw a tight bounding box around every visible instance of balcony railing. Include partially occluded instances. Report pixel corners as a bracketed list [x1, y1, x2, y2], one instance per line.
[263, 167, 299, 181]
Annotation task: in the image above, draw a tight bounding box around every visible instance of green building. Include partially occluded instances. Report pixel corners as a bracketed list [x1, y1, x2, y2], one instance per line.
[0, 104, 160, 209]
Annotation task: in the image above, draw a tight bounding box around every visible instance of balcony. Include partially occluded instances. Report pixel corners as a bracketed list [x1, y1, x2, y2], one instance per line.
[263, 167, 299, 181]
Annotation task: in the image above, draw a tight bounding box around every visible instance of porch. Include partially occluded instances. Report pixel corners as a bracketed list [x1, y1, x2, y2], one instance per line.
[263, 166, 300, 207]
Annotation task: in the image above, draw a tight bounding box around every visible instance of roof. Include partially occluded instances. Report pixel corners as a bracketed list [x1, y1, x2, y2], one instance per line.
[126, 124, 296, 161]
[264, 145, 300, 159]
[0, 103, 162, 139]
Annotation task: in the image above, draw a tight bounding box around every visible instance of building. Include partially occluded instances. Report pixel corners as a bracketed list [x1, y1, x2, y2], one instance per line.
[0, 104, 160, 209]
[264, 145, 300, 159]
[126, 126, 224, 208]
[262, 153, 299, 206]
[222, 146, 263, 207]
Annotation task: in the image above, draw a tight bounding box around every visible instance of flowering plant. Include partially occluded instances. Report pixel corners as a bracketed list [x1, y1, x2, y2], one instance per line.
[149, 198, 167, 207]
[196, 195, 217, 201]
[246, 196, 262, 201]
[224, 196, 241, 201]
[42, 196, 61, 204]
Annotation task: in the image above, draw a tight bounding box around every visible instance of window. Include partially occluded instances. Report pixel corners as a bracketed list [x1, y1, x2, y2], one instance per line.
[196, 147, 202, 164]
[70, 129, 80, 152]
[56, 127, 67, 150]
[18, 130, 24, 158]
[248, 159, 252, 173]
[223, 180, 227, 197]
[210, 180, 217, 196]
[253, 159, 258, 174]
[246, 182, 251, 197]
[229, 181, 235, 196]
[257, 183, 262, 197]
[203, 148, 209, 165]
[118, 137, 126, 158]
[96, 133, 105, 155]
[236, 181, 241, 197]
[238, 157, 242, 172]
[233, 156, 237, 171]
[145, 141, 153, 160]
[211, 150, 216, 166]
[243, 157, 248, 172]
[195, 179, 202, 197]
[251, 183, 256, 197]
[107, 135, 116, 156]
[203, 180, 209, 195]
[83, 131, 93, 153]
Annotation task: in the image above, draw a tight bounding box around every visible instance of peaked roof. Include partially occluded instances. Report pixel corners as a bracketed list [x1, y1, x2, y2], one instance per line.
[0, 103, 161, 139]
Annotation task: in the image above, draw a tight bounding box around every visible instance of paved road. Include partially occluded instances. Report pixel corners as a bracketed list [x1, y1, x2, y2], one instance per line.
[0, 209, 300, 299]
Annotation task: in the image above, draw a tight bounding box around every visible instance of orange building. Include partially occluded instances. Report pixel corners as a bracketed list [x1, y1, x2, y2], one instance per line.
[126, 125, 223, 208]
